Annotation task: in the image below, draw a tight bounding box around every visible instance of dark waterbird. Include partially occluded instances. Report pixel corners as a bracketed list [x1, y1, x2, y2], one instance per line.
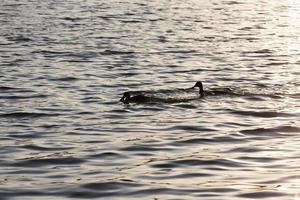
[120, 81, 205, 104]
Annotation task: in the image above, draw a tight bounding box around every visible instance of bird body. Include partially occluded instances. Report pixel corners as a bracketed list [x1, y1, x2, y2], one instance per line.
[120, 92, 150, 104]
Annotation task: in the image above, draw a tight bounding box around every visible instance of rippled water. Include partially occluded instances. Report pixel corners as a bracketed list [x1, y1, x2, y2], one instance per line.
[0, 0, 300, 199]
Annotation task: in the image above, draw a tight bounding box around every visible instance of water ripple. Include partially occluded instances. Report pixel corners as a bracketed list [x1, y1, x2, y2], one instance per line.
[12, 157, 85, 167]
[0, 112, 60, 118]
[0, 0, 299, 199]
[231, 110, 294, 118]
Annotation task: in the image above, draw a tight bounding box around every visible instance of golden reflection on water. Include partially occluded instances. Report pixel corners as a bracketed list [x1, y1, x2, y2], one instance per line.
[278, 176, 300, 200]
[1, 0, 300, 199]
[281, 1, 300, 53]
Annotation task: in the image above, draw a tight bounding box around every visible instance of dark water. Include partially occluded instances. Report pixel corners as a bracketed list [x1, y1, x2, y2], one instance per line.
[0, 0, 299, 199]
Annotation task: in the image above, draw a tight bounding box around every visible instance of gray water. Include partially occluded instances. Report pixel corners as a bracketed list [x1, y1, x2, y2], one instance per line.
[0, 0, 299, 199]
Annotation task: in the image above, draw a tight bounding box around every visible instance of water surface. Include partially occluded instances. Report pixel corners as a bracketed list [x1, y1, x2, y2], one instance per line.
[0, 0, 299, 199]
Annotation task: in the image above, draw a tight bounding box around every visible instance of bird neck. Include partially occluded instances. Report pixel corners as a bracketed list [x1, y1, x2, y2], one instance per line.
[199, 85, 204, 97]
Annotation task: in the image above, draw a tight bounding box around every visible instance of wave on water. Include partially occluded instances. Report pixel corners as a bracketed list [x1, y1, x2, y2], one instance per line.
[6, 35, 32, 42]
[0, 112, 60, 119]
[0, 86, 16, 90]
[0, 86, 49, 100]
[101, 49, 136, 55]
[231, 110, 294, 118]
[240, 125, 300, 135]
[11, 157, 85, 167]
[0, 94, 48, 100]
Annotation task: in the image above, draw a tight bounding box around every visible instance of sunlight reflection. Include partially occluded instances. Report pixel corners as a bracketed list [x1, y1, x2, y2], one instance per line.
[278, 177, 300, 200]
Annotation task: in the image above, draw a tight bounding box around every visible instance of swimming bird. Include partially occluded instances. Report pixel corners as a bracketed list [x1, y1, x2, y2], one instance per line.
[192, 81, 204, 97]
[120, 81, 204, 104]
[120, 92, 150, 104]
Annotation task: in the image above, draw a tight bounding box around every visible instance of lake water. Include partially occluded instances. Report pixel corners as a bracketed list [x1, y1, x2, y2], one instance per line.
[0, 0, 299, 199]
